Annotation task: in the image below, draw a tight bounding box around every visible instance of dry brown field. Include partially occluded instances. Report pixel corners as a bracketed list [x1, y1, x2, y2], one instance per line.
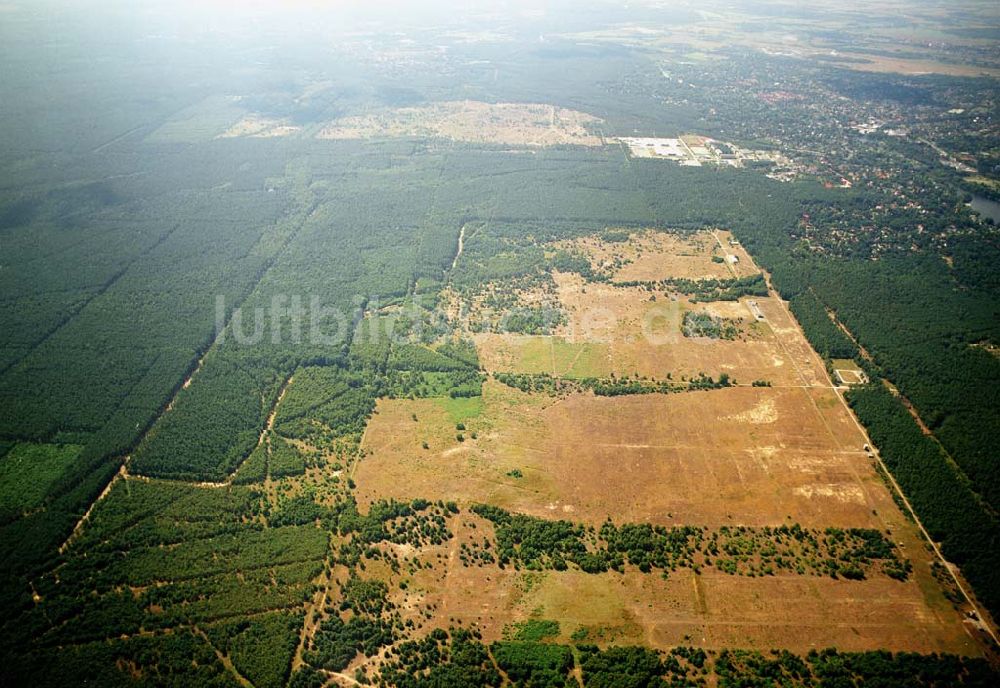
[819, 51, 1000, 78]
[410, 546, 976, 655]
[344, 227, 982, 658]
[323, 500, 975, 674]
[343, 481, 977, 658]
[357, 381, 899, 529]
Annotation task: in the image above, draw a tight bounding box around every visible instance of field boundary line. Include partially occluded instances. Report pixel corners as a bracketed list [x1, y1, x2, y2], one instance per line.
[132, 194, 324, 470]
[768, 274, 999, 647]
[193, 625, 256, 688]
[56, 191, 326, 558]
[0, 221, 183, 378]
[821, 299, 996, 520]
[831, 382, 999, 647]
[228, 373, 294, 485]
[60, 463, 127, 553]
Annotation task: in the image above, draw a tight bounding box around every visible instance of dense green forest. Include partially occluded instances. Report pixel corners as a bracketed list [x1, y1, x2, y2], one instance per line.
[846, 384, 1000, 617]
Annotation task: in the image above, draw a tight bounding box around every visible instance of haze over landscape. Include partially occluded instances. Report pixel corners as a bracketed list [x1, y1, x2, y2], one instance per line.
[1, 1, 999, 685]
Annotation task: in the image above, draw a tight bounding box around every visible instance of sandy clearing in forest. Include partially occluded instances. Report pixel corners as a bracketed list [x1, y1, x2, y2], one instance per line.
[317, 101, 603, 147]
[347, 225, 981, 657]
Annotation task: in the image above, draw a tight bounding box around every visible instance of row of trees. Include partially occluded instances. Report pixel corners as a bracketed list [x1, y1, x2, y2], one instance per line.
[847, 384, 1000, 616]
[470, 505, 907, 580]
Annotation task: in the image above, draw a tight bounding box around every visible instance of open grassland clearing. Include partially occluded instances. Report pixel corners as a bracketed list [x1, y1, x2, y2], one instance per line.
[351, 382, 980, 654]
[455, 228, 810, 386]
[475, 272, 813, 386]
[553, 228, 756, 282]
[4, 13, 1000, 679]
[815, 51, 1000, 78]
[332, 495, 977, 658]
[427, 557, 976, 656]
[145, 95, 247, 143]
[358, 380, 899, 530]
[556, 229, 752, 282]
[474, 333, 614, 379]
[560, 4, 1000, 77]
[317, 100, 604, 147]
[15, 219, 988, 680]
[347, 225, 984, 658]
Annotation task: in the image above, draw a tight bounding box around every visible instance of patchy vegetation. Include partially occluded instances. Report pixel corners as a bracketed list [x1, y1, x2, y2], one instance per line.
[469, 505, 911, 581]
